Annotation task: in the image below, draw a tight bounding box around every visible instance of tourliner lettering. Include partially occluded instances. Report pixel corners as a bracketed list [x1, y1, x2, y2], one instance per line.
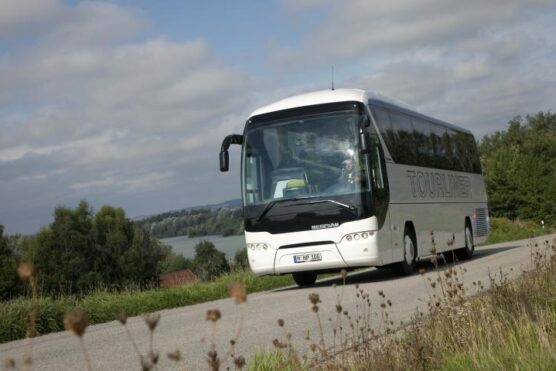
[406, 170, 471, 199]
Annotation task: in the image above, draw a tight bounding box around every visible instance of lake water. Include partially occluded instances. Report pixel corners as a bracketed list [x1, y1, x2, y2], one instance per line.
[161, 234, 246, 260]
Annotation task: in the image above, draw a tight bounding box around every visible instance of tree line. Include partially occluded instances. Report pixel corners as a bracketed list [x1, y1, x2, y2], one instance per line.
[479, 111, 556, 225]
[0, 201, 249, 300]
[138, 207, 243, 239]
[1, 201, 170, 299]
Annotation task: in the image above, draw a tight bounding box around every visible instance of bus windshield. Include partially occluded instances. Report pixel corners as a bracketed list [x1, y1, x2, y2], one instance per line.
[242, 110, 371, 207]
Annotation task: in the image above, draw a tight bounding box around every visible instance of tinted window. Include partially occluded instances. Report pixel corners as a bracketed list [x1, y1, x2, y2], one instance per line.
[372, 108, 395, 157]
[369, 104, 481, 173]
[465, 134, 482, 174]
[412, 118, 434, 166]
[389, 112, 415, 164]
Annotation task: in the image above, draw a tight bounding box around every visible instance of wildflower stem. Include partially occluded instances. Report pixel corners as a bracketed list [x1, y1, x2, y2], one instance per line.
[22, 274, 37, 371]
[79, 336, 93, 371]
[224, 303, 245, 359]
[123, 324, 142, 357]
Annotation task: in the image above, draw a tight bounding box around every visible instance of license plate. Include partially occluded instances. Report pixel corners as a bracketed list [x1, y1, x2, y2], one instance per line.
[293, 253, 322, 263]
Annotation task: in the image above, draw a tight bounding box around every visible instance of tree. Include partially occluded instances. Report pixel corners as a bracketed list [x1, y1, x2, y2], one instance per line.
[479, 112, 556, 224]
[121, 225, 168, 287]
[233, 248, 249, 271]
[18, 200, 171, 295]
[93, 206, 134, 286]
[0, 225, 19, 299]
[160, 252, 193, 273]
[192, 240, 229, 280]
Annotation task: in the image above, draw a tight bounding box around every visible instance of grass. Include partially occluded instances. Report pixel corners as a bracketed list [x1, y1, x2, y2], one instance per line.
[250, 236, 556, 371]
[0, 270, 293, 344]
[485, 217, 555, 244]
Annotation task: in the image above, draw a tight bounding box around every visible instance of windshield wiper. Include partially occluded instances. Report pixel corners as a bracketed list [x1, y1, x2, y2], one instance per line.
[293, 199, 357, 211]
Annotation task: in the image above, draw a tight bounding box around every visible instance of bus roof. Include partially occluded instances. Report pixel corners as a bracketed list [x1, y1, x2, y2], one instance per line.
[249, 89, 366, 118]
[249, 88, 472, 135]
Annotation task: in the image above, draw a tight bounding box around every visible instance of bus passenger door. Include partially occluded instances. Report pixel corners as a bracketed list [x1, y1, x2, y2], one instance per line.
[367, 131, 393, 264]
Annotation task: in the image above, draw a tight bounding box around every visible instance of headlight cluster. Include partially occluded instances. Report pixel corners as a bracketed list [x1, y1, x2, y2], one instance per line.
[342, 231, 374, 242]
[246, 243, 269, 250]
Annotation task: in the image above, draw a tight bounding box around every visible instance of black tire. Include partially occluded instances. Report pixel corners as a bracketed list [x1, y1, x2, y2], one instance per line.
[393, 227, 417, 276]
[456, 222, 474, 260]
[292, 271, 318, 286]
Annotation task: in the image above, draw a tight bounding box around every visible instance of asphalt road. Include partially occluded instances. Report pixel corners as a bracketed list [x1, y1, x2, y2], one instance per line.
[1, 233, 555, 370]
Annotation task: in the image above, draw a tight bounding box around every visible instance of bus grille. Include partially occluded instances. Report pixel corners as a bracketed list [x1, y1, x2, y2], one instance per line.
[474, 208, 488, 237]
[279, 241, 335, 249]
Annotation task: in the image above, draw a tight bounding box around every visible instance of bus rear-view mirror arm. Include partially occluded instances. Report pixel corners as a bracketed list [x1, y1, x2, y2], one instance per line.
[220, 134, 243, 172]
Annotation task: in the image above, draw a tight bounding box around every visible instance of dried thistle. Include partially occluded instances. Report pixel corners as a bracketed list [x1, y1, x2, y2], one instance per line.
[140, 355, 153, 371]
[228, 282, 247, 304]
[117, 312, 127, 325]
[234, 355, 246, 369]
[148, 350, 159, 365]
[206, 309, 221, 322]
[167, 350, 182, 362]
[17, 263, 33, 281]
[308, 293, 321, 305]
[143, 313, 160, 332]
[4, 358, 16, 369]
[207, 350, 220, 371]
[64, 308, 89, 337]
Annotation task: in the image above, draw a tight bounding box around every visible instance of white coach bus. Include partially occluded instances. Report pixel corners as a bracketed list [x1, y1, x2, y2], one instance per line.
[220, 89, 489, 286]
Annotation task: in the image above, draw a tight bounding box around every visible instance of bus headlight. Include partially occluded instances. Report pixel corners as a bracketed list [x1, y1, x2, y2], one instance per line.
[341, 231, 374, 243]
[246, 243, 270, 251]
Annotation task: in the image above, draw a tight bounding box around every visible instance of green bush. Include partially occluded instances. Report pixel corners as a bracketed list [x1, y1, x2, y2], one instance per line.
[485, 217, 555, 245]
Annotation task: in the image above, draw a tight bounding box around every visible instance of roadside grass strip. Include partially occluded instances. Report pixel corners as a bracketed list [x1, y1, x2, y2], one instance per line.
[0, 271, 293, 344]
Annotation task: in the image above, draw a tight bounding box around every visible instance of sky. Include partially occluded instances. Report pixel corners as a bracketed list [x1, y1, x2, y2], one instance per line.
[1, 0, 555, 234]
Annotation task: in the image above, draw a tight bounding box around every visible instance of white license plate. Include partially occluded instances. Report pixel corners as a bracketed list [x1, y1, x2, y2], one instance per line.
[293, 253, 322, 263]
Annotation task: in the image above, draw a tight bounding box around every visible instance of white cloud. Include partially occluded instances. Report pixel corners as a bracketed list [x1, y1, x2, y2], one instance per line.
[0, 0, 62, 39]
[275, 0, 555, 63]
[0, 1, 256, 232]
[275, 0, 556, 136]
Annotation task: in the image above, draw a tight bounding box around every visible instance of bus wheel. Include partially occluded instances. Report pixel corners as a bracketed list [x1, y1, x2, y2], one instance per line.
[393, 229, 416, 276]
[456, 222, 474, 260]
[292, 271, 317, 287]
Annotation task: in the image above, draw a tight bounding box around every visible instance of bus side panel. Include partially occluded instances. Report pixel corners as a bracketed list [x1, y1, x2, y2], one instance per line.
[386, 164, 488, 261]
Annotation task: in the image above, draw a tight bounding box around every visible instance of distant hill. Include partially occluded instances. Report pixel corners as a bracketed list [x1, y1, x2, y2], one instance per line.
[135, 199, 243, 239]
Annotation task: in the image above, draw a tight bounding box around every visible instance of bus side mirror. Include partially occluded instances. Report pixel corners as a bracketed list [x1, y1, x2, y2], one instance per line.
[220, 151, 229, 172]
[219, 134, 243, 172]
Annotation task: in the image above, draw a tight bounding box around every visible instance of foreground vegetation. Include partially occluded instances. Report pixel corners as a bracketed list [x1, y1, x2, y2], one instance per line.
[252, 237, 556, 370]
[5, 234, 551, 370]
[0, 270, 292, 344]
